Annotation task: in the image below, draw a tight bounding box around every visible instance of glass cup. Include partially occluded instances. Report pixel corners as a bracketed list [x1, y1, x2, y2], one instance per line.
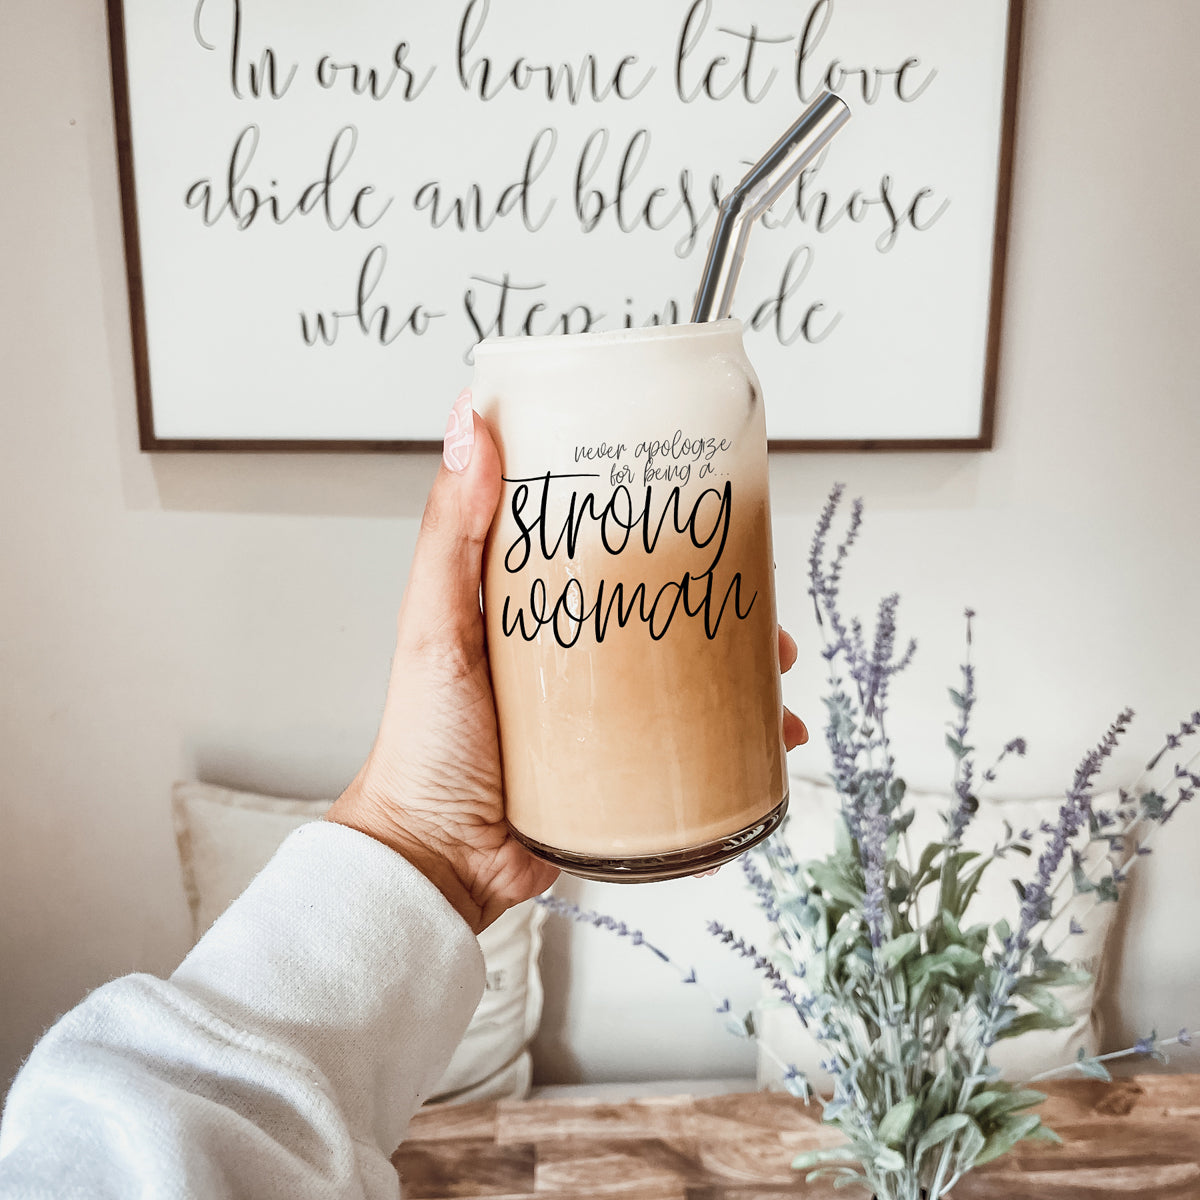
[472, 319, 787, 882]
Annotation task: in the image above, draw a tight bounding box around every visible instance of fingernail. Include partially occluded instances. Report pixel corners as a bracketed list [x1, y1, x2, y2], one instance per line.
[443, 390, 474, 473]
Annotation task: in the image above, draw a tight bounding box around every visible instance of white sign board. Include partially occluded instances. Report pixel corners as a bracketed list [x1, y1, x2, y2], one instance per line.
[109, 0, 1021, 450]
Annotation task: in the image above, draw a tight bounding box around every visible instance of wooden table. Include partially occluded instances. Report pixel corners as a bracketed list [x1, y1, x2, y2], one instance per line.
[393, 1075, 1200, 1198]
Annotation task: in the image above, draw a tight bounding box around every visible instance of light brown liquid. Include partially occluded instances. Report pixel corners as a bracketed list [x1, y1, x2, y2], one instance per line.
[484, 484, 786, 858]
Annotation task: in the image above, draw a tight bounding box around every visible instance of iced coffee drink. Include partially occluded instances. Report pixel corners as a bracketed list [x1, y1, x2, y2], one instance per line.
[473, 320, 787, 882]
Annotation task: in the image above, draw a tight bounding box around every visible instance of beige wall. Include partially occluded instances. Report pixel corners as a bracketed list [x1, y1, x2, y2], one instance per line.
[3, 0, 1199, 1091]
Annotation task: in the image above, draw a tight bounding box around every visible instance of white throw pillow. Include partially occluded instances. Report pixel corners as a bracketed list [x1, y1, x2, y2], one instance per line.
[756, 777, 1121, 1090]
[172, 781, 545, 1104]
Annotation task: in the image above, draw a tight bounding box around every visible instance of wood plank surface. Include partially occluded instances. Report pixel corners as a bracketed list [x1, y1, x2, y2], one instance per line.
[393, 1075, 1200, 1198]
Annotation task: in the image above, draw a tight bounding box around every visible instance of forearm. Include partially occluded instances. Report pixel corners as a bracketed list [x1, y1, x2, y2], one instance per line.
[0, 823, 485, 1199]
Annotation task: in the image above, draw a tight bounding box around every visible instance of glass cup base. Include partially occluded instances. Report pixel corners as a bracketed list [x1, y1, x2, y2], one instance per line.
[509, 792, 789, 883]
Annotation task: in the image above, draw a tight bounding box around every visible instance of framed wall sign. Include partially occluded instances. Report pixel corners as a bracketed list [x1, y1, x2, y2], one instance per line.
[107, 0, 1023, 451]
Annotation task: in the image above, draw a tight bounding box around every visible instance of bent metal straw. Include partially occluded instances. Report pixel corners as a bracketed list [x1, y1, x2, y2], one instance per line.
[691, 91, 851, 324]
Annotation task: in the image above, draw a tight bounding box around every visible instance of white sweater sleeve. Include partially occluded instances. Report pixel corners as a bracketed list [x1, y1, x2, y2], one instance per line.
[0, 822, 486, 1200]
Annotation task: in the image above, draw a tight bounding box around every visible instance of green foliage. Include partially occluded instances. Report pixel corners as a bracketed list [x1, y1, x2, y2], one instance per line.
[964, 1088, 1046, 1121]
[742, 492, 1194, 1200]
[914, 1113, 969, 1156]
[877, 1096, 919, 1145]
[749, 776, 1100, 1200]
[791, 1146, 859, 1171]
[1072, 1047, 1113, 1081]
[879, 933, 921, 969]
[972, 1113, 1045, 1166]
[945, 734, 971, 759]
[1140, 790, 1167, 820]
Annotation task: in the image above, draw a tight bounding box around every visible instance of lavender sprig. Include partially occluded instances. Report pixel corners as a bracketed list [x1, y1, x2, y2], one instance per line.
[536, 896, 813, 1100]
[535, 896, 733, 1017]
[807, 483, 862, 659]
[945, 610, 979, 844]
[1013, 709, 1134, 950]
[1030, 1028, 1198, 1082]
[981, 737, 1028, 785]
[708, 920, 816, 1027]
[859, 791, 890, 949]
[809, 487, 915, 950]
[1042, 736, 1200, 956]
[1145, 712, 1200, 774]
[741, 854, 782, 924]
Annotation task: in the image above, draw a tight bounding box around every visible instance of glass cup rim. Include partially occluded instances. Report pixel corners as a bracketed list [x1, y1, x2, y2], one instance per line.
[473, 317, 743, 359]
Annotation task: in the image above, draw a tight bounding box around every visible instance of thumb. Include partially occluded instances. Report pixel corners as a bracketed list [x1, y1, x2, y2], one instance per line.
[398, 390, 502, 655]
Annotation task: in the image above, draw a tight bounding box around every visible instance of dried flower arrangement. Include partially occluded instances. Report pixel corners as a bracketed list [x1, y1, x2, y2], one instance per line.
[544, 485, 1199, 1199]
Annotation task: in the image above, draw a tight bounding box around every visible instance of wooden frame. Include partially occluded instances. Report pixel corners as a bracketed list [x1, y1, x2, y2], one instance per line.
[770, 0, 1024, 452]
[107, 0, 1024, 453]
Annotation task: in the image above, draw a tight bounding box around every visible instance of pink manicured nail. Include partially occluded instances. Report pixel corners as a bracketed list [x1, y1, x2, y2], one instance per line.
[443, 390, 474, 473]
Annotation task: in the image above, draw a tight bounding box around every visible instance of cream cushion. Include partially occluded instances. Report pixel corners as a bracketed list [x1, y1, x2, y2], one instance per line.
[757, 778, 1121, 1090]
[172, 781, 545, 1104]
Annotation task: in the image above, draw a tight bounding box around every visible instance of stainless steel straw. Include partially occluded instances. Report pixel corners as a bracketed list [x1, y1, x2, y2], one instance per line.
[691, 92, 851, 323]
